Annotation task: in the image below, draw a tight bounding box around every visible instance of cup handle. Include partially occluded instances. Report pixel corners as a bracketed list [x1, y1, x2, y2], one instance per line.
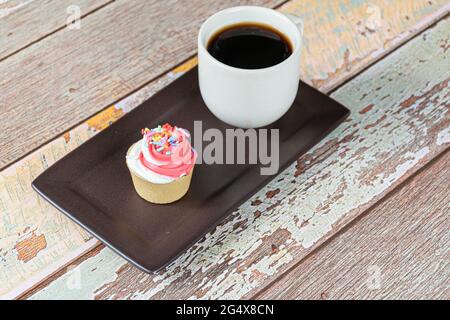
[283, 13, 304, 40]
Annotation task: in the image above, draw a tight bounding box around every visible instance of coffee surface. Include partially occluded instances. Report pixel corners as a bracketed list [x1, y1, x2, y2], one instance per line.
[207, 23, 292, 70]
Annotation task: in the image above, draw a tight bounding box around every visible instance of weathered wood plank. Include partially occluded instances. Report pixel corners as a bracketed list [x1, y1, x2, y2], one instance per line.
[0, 0, 447, 169]
[279, 0, 450, 92]
[0, 0, 112, 60]
[257, 151, 450, 300]
[0, 0, 34, 19]
[26, 17, 450, 300]
[0, 0, 284, 169]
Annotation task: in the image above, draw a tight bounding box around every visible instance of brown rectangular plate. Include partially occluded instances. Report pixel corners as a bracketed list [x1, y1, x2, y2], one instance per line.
[32, 67, 349, 272]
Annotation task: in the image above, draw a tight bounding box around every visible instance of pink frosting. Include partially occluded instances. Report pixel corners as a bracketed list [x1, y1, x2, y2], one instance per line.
[139, 126, 197, 179]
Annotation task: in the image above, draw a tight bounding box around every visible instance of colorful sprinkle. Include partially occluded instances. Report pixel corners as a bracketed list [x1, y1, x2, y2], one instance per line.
[141, 123, 183, 154]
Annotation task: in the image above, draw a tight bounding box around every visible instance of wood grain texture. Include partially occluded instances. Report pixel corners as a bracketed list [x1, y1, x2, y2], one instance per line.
[26, 17, 450, 300]
[0, 0, 112, 60]
[279, 0, 450, 92]
[257, 151, 450, 300]
[0, 0, 284, 169]
[0, 0, 34, 19]
[0, 0, 448, 169]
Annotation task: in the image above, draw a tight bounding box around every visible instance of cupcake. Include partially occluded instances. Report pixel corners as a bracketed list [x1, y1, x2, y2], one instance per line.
[126, 123, 197, 204]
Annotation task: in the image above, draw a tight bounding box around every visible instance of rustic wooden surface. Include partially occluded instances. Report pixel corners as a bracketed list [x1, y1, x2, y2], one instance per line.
[257, 151, 450, 300]
[26, 17, 450, 300]
[278, 0, 450, 92]
[0, 0, 448, 169]
[0, 0, 112, 60]
[0, 0, 448, 300]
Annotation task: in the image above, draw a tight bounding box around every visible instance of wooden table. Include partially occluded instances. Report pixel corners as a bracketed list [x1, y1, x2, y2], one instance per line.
[0, 0, 448, 300]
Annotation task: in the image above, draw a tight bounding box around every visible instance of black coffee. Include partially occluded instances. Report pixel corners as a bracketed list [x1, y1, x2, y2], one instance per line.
[207, 23, 292, 70]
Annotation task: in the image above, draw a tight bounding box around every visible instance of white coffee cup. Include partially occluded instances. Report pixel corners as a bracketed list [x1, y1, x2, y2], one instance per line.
[198, 6, 303, 128]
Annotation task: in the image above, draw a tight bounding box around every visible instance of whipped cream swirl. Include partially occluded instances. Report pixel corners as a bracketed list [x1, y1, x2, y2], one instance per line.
[126, 124, 197, 184]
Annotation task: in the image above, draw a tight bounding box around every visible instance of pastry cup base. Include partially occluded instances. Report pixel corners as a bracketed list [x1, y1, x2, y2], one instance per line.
[127, 146, 193, 204]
